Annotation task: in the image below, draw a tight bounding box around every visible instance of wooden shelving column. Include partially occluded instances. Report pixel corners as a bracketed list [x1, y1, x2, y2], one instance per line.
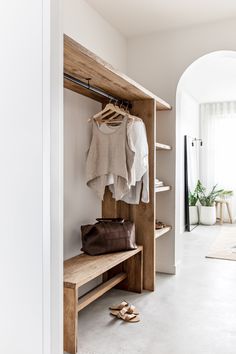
[155, 131, 172, 244]
[64, 34, 171, 291]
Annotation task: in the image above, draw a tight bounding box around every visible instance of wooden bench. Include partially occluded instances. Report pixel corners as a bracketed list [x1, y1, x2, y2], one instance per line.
[64, 246, 143, 354]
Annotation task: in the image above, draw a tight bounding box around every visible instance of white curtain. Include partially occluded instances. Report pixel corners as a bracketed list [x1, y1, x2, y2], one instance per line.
[200, 101, 236, 219]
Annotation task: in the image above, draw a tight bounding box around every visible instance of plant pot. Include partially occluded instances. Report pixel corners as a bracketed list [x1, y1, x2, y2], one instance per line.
[199, 205, 216, 225]
[189, 206, 199, 225]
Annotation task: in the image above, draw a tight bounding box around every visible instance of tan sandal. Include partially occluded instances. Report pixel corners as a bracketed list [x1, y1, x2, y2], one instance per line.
[109, 300, 129, 311]
[109, 301, 139, 315]
[111, 307, 140, 323]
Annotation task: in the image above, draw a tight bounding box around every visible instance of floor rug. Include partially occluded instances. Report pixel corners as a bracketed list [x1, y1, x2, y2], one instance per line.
[206, 228, 236, 261]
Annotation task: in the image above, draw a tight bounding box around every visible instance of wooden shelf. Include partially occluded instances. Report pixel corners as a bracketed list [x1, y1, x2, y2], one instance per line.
[156, 142, 171, 150]
[155, 186, 171, 193]
[155, 226, 172, 239]
[64, 34, 171, 111]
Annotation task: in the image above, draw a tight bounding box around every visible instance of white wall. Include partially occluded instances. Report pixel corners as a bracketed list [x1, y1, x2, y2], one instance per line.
[63, 0, 127, 263]
[177, 90, 199, 233]
[127, 18, 236, 272]
[0, 1, 62, 354]
[64, 90, 101, 260]
[180, 91, 199, 138]
[63, 0, 127, 72]
[63, 91, 104, 295]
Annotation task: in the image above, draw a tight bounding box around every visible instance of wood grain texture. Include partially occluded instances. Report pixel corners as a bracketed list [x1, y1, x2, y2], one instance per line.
[64, 248, 143, 353]
[64, 78, 107, 104]
[64, 287, 77, 354]
[77, 273, 127, 312]
[64, 34, 171, 111]
[130, 99, 156, 291]
[122, 249, 143, 293]
[102, 191, 131, 222]
[64, 246, 143, 288]
[102, 250, 143, 293]
[102, 187, 117, 218]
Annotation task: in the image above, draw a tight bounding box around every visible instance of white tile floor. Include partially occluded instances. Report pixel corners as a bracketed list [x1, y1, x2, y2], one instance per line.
[70, 224, 236, 354]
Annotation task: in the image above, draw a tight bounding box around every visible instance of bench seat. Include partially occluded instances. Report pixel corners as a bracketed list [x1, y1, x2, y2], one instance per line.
[64, 246, 143, 354]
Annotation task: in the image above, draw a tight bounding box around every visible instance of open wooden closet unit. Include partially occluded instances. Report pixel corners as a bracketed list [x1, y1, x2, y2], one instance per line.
[63, 34, 172, 353]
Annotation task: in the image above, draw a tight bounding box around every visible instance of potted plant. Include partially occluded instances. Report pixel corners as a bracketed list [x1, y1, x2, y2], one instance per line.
[197, 181, 224, 225]
[188, 190, 199, 225]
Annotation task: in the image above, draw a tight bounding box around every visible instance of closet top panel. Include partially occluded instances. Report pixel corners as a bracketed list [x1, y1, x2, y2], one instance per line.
[64, 34, 171, 111]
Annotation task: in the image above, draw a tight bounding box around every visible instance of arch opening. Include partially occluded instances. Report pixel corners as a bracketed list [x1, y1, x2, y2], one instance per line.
[175, 50, 236, 236]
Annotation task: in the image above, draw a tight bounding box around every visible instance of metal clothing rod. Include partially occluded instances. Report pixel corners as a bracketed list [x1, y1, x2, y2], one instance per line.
[64, 73, 132, 108]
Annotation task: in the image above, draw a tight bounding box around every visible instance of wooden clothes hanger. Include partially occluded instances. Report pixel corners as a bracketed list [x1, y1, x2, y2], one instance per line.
[88, 101, 143, 126]
[88, 101, 128, 125]
[88, 102, 118, 122]
[93, 102, 118, 119]
[103, 102, 142, 123]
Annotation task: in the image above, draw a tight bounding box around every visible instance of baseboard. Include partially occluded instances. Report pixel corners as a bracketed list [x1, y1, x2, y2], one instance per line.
[156, 260, 181, 275]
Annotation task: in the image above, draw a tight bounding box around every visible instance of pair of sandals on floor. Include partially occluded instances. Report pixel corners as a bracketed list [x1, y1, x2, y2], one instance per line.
[109, 300, 140, 323]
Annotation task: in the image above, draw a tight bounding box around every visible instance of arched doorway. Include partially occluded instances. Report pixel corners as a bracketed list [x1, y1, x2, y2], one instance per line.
[176, 50, 236, 236]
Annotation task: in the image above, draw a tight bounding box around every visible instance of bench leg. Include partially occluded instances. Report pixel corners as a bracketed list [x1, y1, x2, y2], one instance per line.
[64, 287, 78, 354]
[103, 250, 143, 293]
[124, 250, 143, 293]
[220, 203, 223, 225]
[226, 202, 233, 224]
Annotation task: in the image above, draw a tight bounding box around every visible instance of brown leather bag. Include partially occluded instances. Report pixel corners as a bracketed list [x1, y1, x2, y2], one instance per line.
[81, 218, 137, 256]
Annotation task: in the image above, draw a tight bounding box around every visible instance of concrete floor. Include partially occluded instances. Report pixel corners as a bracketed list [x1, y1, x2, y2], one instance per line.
[72, 225, 236, 354]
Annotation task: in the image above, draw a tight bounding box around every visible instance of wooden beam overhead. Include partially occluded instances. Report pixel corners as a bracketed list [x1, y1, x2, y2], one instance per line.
[64, 34, 171, 111]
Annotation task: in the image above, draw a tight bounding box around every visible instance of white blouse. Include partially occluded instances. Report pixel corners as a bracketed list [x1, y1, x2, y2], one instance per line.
[86, 116, 134, 200]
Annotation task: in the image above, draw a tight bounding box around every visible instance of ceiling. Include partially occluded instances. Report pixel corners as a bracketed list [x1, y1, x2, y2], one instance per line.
[179, 52, 236, 103]
[86, 0, 236, 37]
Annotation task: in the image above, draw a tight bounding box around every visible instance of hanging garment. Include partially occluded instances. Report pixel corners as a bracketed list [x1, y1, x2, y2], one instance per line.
[119, 118, 149, 204]
[86, 115, 134, 200]
[103, 118, 149, 204]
